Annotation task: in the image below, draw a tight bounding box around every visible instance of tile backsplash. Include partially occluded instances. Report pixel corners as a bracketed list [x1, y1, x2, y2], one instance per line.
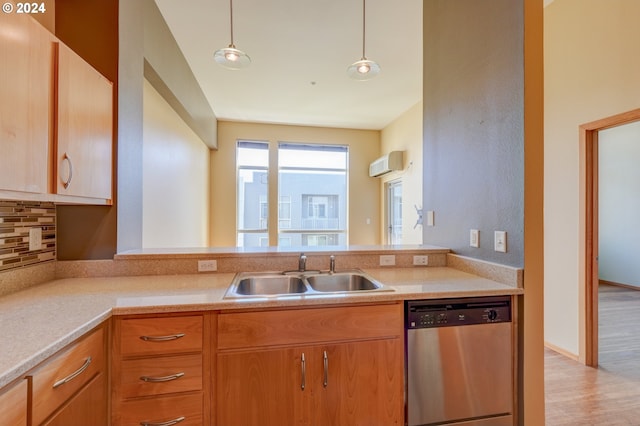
[0, 200, 56, 272]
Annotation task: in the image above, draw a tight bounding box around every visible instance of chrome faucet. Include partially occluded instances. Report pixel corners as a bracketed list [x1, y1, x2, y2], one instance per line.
[298, 253, 307, 272]
[329, 255, 336, 274]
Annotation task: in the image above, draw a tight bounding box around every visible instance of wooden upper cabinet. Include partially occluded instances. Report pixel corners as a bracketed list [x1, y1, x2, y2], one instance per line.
[0, 11, 54, 194]
[55, 42, 113, 200]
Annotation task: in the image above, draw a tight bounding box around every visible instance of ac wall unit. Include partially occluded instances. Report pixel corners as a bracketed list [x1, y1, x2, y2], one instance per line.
[369, 151, 404, 177]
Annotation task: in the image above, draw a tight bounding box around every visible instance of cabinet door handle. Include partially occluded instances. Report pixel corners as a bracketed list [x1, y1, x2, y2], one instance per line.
[301, 352, 306, 391]
[52, 356, 92, 388]
[323, 350, 328, 388]
[140, 416, 185, 426]
[62, 153, 73, 189]
[139, 333, 185, 342]
[140, 372, 185, 383]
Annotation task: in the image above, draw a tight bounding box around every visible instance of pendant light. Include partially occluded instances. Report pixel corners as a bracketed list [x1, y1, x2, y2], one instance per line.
[214, 0, 250, 70]
[347, 0, 380, 80]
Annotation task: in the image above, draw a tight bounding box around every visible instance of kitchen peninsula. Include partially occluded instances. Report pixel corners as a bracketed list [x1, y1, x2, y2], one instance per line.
[0, 246, 523, 424]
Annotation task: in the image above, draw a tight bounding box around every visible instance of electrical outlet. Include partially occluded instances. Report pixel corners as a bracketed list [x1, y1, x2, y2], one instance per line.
[29, 227, 42, 251]
[413, 255, 429, 266]
[470, 229, 479, 248]
[494, 231, 507, 253]
[198, 259, 218, 272]
[379, 255, 396, 266]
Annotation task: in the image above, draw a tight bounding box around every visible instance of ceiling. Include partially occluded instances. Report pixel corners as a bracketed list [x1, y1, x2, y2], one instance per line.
[154, 0, 423, 131]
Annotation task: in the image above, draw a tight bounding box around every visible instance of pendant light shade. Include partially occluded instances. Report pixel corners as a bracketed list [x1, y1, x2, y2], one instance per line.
[347, 0, 380, 80]
[214, 0, 250, 70]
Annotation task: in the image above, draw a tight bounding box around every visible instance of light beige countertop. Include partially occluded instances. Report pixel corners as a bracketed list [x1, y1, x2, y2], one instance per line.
[0, 266, 522, 388]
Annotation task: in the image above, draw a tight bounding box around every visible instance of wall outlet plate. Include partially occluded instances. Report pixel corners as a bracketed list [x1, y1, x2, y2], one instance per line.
[198, 259, 218, 272]
[379, 255, 396, 266]
[413, 255, 429, 266]
[29, 227, 42, 251]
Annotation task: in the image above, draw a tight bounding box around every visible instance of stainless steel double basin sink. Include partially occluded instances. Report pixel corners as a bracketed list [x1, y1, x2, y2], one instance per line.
[223, 269, 393, 299]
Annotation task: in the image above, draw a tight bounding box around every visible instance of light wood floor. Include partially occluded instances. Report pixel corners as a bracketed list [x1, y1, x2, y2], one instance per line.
[545, 284, 640, 425]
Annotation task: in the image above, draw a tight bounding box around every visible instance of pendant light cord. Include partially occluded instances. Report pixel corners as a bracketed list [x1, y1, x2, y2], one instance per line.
[361, 0, 366, 59]
[229, 0, 235, 47]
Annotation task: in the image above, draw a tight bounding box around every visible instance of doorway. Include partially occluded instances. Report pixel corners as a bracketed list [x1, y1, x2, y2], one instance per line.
[386, 179, 402, 245]
[582, 108, 640, 367]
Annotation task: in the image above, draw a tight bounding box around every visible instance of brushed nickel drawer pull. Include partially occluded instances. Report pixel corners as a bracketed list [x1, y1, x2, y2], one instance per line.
[52, 356, 92, 388]
[140, 416, 185, 426]
[139, 333, 185, 342]
[323, 350, 328, 388]
[301, 352, 306, 391]
[62, 153, 73, 189]
[140, 372, 185, 383]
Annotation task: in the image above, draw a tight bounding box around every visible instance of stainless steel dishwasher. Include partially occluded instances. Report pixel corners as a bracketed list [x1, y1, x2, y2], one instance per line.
[405, 296, 514, 426]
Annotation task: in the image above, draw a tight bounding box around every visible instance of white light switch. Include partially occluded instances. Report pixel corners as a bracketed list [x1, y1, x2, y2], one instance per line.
[494, 231, 507, 253]
[426, 210, 435, 227]
[470, 229, 479, 248]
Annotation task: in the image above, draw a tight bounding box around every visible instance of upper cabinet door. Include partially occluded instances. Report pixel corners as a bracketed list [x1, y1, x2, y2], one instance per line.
[0, 12, 54, 194]
[56, 43, 113, 200]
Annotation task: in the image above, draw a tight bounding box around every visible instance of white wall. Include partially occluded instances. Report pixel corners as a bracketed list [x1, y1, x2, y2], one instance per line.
[142, 79, 210, 247]
[544, 0, 640, 356]
[380, 102, 423, 245]
[598, 121, 640, 287]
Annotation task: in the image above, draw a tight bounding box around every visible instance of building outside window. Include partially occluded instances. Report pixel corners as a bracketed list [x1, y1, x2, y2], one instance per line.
[236, 140, 348, 248]
[236, 141, 268, 247]
[278, 143, 347, 246]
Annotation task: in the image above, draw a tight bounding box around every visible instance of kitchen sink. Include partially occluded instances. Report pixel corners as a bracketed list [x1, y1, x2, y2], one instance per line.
[228, 273, 308, 297]
[305, 271, 387, 293]
[223, 269, 393, 299]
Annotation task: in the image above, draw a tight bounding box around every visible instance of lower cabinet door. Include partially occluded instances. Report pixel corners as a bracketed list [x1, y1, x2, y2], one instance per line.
[0, 379, 27, 426]
[42, 372, 107, 426]
[217, 346, 307, 426]
[217, 339, 404, 426]
[115, 392, 203, 426]
[315, 339, 405, 426]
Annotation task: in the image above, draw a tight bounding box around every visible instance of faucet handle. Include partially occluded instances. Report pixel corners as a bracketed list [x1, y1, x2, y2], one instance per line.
[299, 253, 307, 272]
[329, 255, 336, 273]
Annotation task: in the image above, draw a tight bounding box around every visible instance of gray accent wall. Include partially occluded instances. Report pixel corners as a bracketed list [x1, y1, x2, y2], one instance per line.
[422, 0, 524, 267]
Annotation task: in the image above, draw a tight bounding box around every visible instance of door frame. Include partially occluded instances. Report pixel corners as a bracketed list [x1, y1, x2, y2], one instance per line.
[581, 108, 640, 367]
[385, 179, 402, 245]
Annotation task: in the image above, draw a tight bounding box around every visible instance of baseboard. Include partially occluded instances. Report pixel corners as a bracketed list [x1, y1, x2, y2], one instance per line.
[599, 279, 640, 291]
[544, 341, 579, 361]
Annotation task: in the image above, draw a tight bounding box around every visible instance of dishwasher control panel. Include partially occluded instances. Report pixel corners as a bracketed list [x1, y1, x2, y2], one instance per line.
[406, 296, 511, 329]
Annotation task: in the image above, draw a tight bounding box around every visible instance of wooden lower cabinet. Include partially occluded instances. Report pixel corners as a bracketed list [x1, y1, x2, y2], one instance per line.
[216, 303, 405, 426]
[42, 372, 108, 426]
[30, 324, 107, 426]
[117, 393, 203, 426]
[0, 379, 27, 426]
[111, 313, 210, 426]
[217, 346, 304, 425]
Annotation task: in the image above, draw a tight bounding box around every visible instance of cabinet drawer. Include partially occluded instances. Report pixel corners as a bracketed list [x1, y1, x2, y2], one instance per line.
[0, 379, 27, 426]
[120, 316, 203, 357]
[120, 354, 202, 398]
[31, 326, 105, 426]
[116, 392, 203, 426]
[218, 303, 403, 350]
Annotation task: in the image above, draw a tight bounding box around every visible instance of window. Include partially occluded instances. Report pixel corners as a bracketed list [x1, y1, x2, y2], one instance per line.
[236, 141, 348, 248]
[278, 143, 348, 246]
[236, 141, 268, 247]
